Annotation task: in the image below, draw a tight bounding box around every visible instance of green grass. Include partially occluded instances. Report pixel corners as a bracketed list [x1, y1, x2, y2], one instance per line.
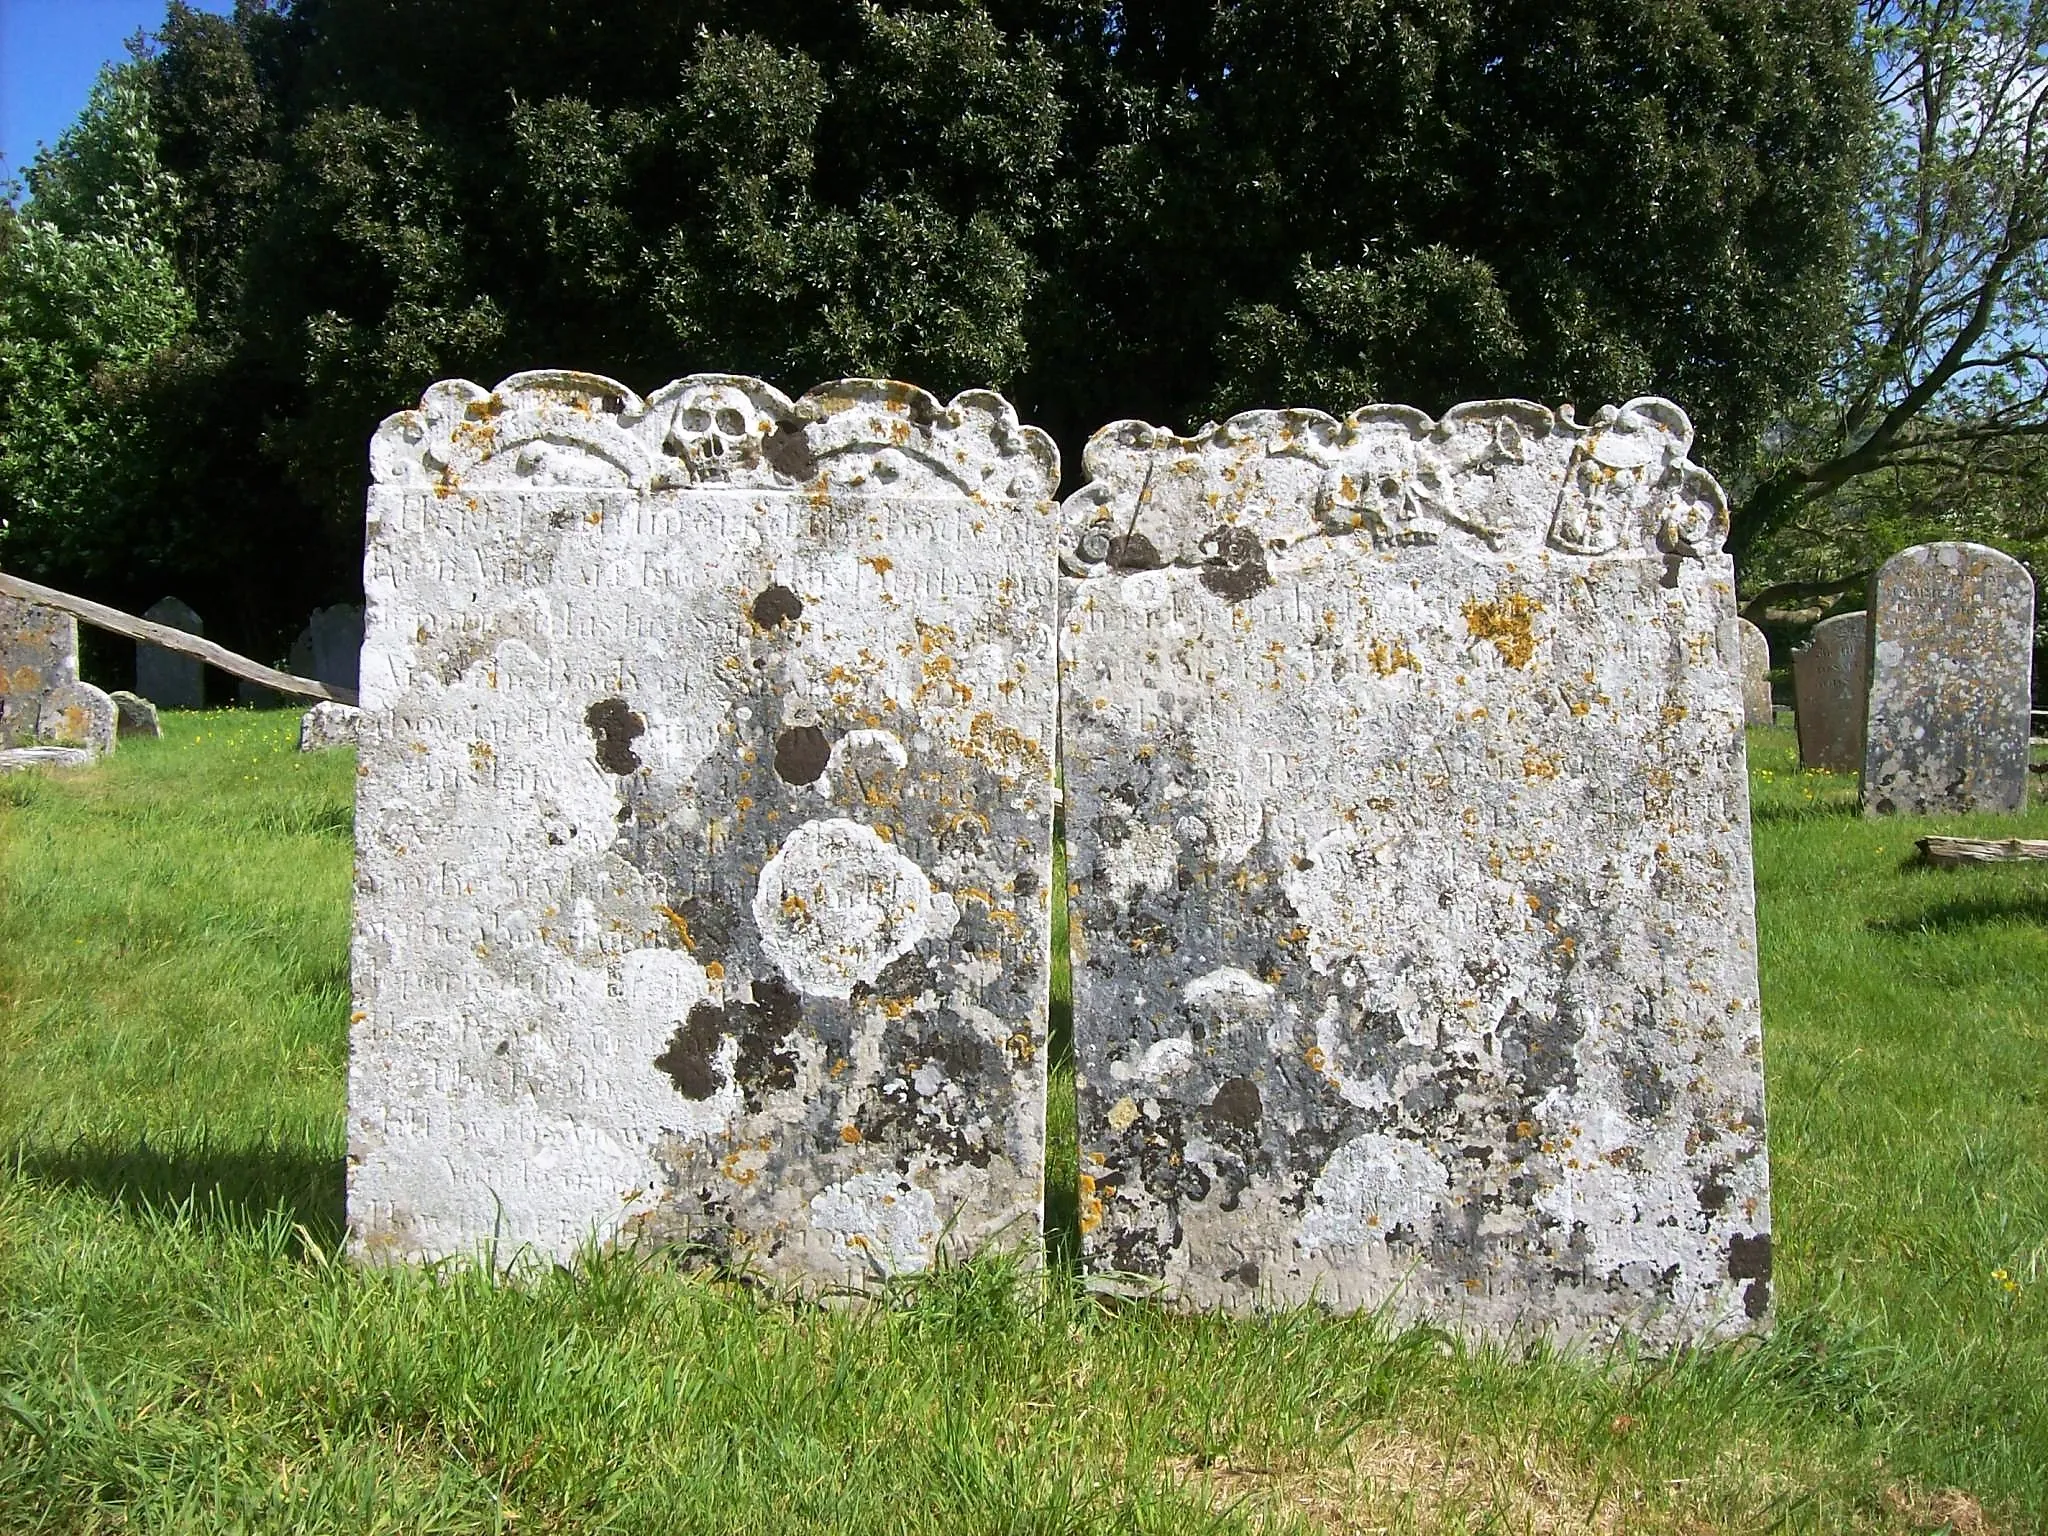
[1, 714, 2044, 1533]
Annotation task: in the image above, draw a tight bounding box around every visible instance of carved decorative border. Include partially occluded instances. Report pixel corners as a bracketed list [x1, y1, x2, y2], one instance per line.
[370, 373, 1060, 501]
[1059, 398, 1729, 571]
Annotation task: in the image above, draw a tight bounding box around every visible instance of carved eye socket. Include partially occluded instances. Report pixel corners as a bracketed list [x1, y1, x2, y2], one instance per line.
[714, 408, 745, 437]
[1077, 528, 1112, 563]
[678, 409, 711, 433]
[1378, 477, 1401, 498]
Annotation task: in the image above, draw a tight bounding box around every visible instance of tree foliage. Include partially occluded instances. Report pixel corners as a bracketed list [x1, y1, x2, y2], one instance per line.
[1738, 0, 2048, 583]
[0, 0, 1870, 649]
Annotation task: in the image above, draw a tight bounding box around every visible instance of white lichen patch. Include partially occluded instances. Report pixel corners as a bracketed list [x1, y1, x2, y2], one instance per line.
[753, 818, 960, 998]
[809, 1173, 941, 1274]
[1296, 1134, 1451, 1256]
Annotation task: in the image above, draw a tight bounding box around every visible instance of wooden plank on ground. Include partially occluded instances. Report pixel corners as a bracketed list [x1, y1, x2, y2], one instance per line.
[1916, 835, 2048, 868]
[0, 571, 357, 706]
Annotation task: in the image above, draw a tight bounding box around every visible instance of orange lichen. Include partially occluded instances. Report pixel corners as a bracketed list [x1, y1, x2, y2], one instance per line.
[1462, 591, 1542, 668]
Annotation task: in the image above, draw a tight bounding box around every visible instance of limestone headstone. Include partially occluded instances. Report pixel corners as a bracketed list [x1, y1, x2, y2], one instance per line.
[137, 598, 206, 709]
[290, 604, 365, 692]
[1737, 618, 1773, 726]
[1791, 611, 1868, 773]
[350, 372, 1060, 1285]
[299, 701, 359, 751]
[109, 690, 162, 739]
[1862, 542, 2034, 816]
[0, 598, 117, 758]
[1060, 398, 1770, 1346]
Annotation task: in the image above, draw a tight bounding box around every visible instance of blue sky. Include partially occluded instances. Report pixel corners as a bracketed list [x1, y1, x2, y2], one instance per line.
[1, 0, 232, 183]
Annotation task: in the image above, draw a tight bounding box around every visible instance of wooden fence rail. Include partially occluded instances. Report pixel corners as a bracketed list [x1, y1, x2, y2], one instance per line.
[0, 571, 359, 707]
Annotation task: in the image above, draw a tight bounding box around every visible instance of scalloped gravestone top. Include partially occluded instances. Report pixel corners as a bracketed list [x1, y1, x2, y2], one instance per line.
[137, 597, 205, 709]
[349, 372, 1060, 1286]
[1737, 618, 1772, 726]
[0, 598, 117, 757]
[1059, 398, 1770, 1347]
[1862, 542, 2034, 816]
[1791, 611, 1868, 773]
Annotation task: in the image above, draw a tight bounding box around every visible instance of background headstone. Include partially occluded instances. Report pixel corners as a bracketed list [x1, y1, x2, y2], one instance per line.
[350, 372, 1060, 1285]
[137, 598, 206, 709]
[1791, 611, 1868, 772]
[1060, 397, 1769, 1347]
[298, 701, 359, 751]
[1862, 542, 2034, 816]
[1738, 617, 1773, 726]
[109, 690, 163, 739]
[0, 597, 117, 758]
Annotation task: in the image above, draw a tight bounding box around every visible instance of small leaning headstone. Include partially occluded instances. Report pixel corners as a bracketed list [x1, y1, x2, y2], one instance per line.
[1862, 542, 2034, 816]
[1737, 618, 1773, 726]
[0, 597, 117, 758]
[108, 690, 162, 739]
[137, 598, 206, 709]
[1791, 611, 1868, 773]
[298, 700, 359, 751]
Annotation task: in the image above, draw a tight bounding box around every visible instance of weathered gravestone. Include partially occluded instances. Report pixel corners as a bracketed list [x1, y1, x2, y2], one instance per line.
[109, 690, 162, 739]
[291, 604, 365, 692]
[1060, 398, 1770, 1345]
[0, 598, 117, 758]
[350, 372, 1060, 1283]
[1791, 611, 1868, 773]
[299, 700, 359, 751]
[1863, 542, 2034, 816]
[1737, 618, 1773, 727]
[137, 598, 206, 709]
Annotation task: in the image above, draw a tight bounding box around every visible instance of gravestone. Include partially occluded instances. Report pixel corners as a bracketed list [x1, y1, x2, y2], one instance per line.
[137, 598, 206, 709]
[109, 690, 162, 739]
[350, 372, 1060, 1284]
[1791, 611, 1868, 772]
[291, 604, 365, 692]
[1060, 398, 1770, 1346]
[1737, 618, 1773, 726]
[0, 598, 117, 758]
[298, 700, 359, 751]
[1863, 542, 2034, 816]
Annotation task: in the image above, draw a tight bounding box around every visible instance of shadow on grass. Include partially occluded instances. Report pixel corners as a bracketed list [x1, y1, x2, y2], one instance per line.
[1045, 991, 1080, 1274]
[9, 1130, 345, 1244]
[1751, 796, 1859, 825]
[1867, 891, 2048, 935]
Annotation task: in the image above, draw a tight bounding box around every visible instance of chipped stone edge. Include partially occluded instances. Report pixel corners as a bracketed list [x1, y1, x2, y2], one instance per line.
[369, 372, 1060, 500]
[1058, 396, 1729, 567]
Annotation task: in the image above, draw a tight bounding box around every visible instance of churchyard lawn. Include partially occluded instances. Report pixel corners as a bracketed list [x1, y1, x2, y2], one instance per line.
[1, 712, 2043, 1534]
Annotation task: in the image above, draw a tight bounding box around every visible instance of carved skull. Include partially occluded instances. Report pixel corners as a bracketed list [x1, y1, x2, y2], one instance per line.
[665, 386, 764, 481]
[1332, 429, 1459, 545]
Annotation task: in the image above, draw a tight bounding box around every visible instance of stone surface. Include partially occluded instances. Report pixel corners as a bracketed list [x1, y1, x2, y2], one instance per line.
[300, 700, 361, 751]
[1791, 611, 1868, 773]
[349, 372, 1060, 1285]
[137, 597, 206, 709]
[1060, 398, 1769, 1347]
[1737, 618, 1772, 727]
[0, 598, 117, 758]
[1863, 542, 2034, 816]
[109, 690, 162, 738]
[0, 745, 96, 771]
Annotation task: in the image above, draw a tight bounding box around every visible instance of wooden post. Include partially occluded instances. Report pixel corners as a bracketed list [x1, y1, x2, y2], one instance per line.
[0, 571, 359, 707]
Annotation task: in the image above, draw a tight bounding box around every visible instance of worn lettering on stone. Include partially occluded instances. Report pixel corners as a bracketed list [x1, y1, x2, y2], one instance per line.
[349, 372, 1059, 1286]
[1791, 611, 1867, 773]
[1060, 398, 1769, 1346]
[1862, 542, 2034, 816]
[0, 598, 117, 758]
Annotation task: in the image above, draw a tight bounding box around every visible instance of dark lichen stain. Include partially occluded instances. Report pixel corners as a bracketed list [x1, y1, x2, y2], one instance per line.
[751, 583, 804, 630]
[1107, 533, 1166, 571]
[1226, 1259, 1260, 1287]
[1744, 1278, 1770, 1318]
[584, 697, 645, 774]
[1727, 1232, 1772, 1280]
[870, 950, 937, 1002]
[657, 1005, 726, 1099]
[1696, 1169, 1733, 1214]
[764, 422, 818, 482]
[1197, 525, 1271, 602]
[677, 893, 737, 959]
[1204, 1077, 1262, 1133]
[732, 977, 803, 1104]
[775, 724, 831, 785]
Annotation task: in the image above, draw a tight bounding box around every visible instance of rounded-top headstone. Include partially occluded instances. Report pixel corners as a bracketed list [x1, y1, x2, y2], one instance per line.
[1737, 617, 1772, 726]
[1862, 542, 2034, 815]
[1791, 610, 1868, 773]
[137, 597, 206, 710]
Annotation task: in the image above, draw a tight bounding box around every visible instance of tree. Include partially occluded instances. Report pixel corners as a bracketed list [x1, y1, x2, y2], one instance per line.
[1735, 0, 2048, 592]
